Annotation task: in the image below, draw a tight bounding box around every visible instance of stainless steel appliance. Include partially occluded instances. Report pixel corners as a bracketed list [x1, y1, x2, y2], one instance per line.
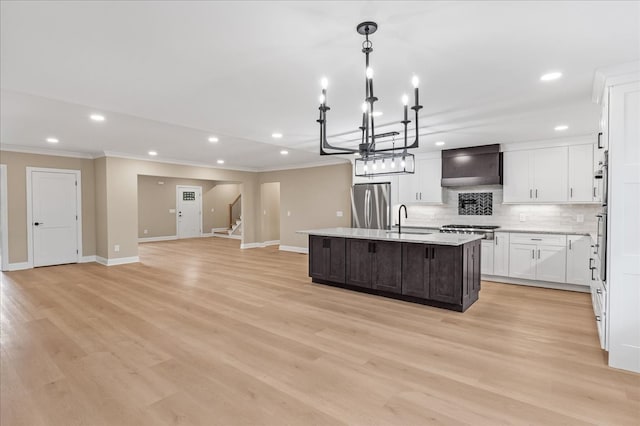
[593, 150, 608, 282]
[351, 183, 391, 229]
[439, 224, 500, 240]
[441, 144, 503, 187]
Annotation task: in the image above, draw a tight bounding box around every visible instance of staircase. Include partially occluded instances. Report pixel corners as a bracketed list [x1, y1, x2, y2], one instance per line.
[229, 216, 242, 236]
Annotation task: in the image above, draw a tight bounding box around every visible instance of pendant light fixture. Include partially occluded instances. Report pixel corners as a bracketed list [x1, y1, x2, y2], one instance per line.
[317, 21, 422, 177]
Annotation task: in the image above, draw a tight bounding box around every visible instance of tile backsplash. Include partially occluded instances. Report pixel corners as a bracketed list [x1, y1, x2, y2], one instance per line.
[458, 192, 493, 215]
[394, 185, 600, 234]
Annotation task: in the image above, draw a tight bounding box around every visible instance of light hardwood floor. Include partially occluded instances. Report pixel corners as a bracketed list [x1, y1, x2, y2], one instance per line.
[1, 237, 638, 425]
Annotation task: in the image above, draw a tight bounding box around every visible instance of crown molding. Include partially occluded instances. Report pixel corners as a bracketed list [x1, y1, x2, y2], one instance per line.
[592, 60, 640, 104]
[256, 157, 350, 173]
[0, 143, 97, 159]
[99, 151, 259, 172]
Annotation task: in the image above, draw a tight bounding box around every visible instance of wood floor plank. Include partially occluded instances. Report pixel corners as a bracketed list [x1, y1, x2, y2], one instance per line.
[1, 237, 638, 425]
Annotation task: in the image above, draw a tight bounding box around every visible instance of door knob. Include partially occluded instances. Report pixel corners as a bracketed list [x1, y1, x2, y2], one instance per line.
[34, 222, 43, 226]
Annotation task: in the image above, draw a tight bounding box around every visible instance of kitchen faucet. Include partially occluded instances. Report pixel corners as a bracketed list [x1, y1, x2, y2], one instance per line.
[398, 204, 407, 234]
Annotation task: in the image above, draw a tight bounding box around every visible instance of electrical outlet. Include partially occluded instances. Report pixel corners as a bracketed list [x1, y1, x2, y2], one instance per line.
[577, 214, 584, 223]
[114, 244, 120, 252]
[143, 229, 148, 234]
[336, 211, 343, 217]
[519, 213, 526, 222]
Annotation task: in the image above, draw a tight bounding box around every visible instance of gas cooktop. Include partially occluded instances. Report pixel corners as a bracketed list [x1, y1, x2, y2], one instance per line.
[441, 224, 500, 230]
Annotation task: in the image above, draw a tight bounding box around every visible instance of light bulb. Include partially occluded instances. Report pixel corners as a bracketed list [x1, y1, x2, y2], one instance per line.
[381, 161, 386, 169]
[391, 160, 396, 168]
[319, 94, 325, 104]
[402, 94, 409, 105]
[401, 158, 406, 168]
[372, 161, 377, 170]
[364, 163, 368, 172]
[361, 102, 368, 113]
[321, 77, 328, 89]
[366, 67, 374, 79]
[412, 75, 419, 88]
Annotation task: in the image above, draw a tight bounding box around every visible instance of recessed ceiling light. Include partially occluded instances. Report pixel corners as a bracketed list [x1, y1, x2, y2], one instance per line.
[271, 132, 283, 139]
[46, 137, 59, 144]
[90, 114, 105, 122]
[435, 141, 445, 146]
[208, 136, 219, 143]
[280, 150, 289, 155]
[371, 111, 383, 117]
[554, 125, 569, 131]
[148, 151, 158, 156]
[540, 72, 562, 82]
[217, 159, 225, 164]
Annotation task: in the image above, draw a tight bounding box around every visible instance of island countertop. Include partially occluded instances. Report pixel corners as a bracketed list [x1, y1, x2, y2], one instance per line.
[298, 227, 484, 246]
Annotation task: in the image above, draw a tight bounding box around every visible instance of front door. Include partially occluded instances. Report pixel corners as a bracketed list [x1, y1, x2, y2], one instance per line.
[31, 170, 79, 267]
[177, 186, 202, 239]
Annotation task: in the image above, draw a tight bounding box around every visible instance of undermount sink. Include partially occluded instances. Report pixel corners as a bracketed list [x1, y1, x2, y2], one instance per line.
[386, 230, 432, 236]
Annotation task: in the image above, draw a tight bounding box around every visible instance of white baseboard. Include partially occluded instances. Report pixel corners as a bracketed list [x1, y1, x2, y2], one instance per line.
[96, 256, 140, 266]
[240, 242, 263, 249]
[279, 245, 308, 254]
[482, 274, 590, 293]
[214, 233, 242, 240]
[263, 240, 280, 246]
[138, 235, 178, 243]
[200, 232, 213, 237]
[6, 261, 31, 271]
[212, 227, 229, 232]
[79, 255, 96, 263]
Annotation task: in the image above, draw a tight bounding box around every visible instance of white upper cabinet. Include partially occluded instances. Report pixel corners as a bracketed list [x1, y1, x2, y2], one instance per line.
[532, 147, 568, 202]
[397, 157, 443, 204]
[503, 150, 532, 203]
[568, 144, 596, 203]
[504, 147, 568, 203]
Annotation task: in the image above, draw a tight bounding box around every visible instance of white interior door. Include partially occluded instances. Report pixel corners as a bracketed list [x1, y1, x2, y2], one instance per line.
[31, 170, 79, 267]
[177, 186, 202, 239]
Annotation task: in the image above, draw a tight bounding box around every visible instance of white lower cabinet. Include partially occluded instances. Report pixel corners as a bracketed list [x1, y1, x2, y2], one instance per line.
[508, 243, 538, 279]
[480, 240, 494, 275]
[508, 234, 567, 283]
[566, 235, 592, 286]
[493, 232, 510, 276]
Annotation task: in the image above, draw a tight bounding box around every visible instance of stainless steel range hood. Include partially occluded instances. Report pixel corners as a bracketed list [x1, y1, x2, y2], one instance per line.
[441, 144, 503, 187]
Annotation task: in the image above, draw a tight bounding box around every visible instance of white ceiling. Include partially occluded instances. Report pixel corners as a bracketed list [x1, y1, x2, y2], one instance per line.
[1, 1, 639, 170]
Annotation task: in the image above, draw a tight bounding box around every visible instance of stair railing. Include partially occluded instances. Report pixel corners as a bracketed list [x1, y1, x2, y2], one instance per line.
[229, 194, 242, 229]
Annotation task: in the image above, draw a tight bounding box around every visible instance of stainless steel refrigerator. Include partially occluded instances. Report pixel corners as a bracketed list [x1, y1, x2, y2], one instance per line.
[351, 183, 391, 229]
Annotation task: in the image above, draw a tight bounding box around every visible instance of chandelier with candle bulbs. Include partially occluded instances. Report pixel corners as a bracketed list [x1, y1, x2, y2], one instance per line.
[317, 21, 422, 177]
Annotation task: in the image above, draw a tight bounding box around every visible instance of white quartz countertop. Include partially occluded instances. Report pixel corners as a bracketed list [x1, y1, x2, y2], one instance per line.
[298, 227, 484, 246]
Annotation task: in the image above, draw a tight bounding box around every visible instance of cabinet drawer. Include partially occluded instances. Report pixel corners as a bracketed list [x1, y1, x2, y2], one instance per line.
[509, 233, 567, 246]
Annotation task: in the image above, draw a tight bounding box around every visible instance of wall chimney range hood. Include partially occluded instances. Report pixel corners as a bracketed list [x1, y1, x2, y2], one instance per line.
[441, 144, 503, 187]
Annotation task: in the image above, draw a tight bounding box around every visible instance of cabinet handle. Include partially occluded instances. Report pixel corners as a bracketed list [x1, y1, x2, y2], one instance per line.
[535, 189, 538, 198]
[420, 192, 422, 200]
[597, 132, 603, 149]
[416, 192, 418, 200]
[371, 242, 376, 254]
[570, 187, 573, 198]
[425, 247, 430, 258]
[595, 315, 601, 322]
[569, 240, 572, 250]
[530, 189, 533, 199]
[532, 249, 535, 259]
[593, 187, 597, 198]
[589, 258, 594, 269]
[530, 238, 542, 241]
[432, 247, 436, 259]
[495, 236, 498, 245]
[537, 249, 540, 259]
[596, 288, 602, 295]
[591, 267, 596, 281]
